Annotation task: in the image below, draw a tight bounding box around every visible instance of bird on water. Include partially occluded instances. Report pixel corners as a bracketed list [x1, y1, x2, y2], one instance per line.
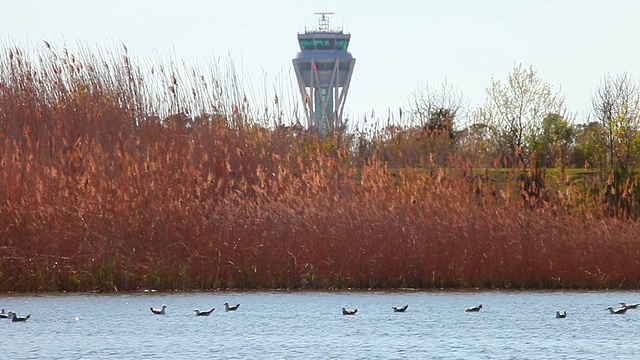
[224, 302, 240, 312]
[8, 311, 30, 322]
[150, 305, 167, 315]
[607, 306, 628, 314]
[620, 301, 639, 309]
[194, 308, 215, 316]
[465, 304, 482, 312]
[392, 305, 409, 312]
[342, 307, 358, 315]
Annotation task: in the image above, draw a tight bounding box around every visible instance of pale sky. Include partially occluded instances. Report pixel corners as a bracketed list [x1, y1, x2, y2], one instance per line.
[2, 0, 639, 126]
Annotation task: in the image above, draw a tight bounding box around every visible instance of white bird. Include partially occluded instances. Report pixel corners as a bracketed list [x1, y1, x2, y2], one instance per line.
[607, 306, 628, 314]
[392, 305, 408, 312]
[620, 301, 639, 309]
[194, 308, 215, 316]
[150, 305, 167, 315]
[0, 308, 8, 319]
[465, 304, 482, 312]
[342, 307, 358, 315]
[224, 302, 240, 312]
[8, 311, 30, 322]
[556, 310, 567, 318]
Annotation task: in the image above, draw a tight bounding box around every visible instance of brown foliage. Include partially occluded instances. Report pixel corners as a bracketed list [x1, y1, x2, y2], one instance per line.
[1, 44, 640, 292]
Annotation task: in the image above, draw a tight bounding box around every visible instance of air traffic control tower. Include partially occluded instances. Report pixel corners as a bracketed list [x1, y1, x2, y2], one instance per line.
[293, 12, 356, 135]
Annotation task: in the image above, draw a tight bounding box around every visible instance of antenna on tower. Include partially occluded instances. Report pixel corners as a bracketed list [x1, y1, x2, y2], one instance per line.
[313, 12, 334, 32]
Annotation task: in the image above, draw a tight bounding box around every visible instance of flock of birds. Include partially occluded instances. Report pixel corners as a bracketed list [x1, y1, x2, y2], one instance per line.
[607, 301, 639, 314]
[342, 301, 640, 318]
[150, 302, 240, 316]
[3, 299, 639, 322]
[459, 301, 640, 318]
[0, 308, 31, 322]
[342, 304, 409, 315]
[149, 302, 408, 316]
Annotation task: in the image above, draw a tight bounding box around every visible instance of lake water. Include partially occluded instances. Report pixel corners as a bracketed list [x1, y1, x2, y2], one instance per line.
[1, 290, 639, 359]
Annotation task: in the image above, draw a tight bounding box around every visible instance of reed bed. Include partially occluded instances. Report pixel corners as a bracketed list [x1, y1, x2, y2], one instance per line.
[1, 43, 640, 292]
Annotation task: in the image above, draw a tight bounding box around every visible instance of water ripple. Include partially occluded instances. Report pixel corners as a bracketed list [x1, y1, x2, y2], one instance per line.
[0, 291, 639, 359]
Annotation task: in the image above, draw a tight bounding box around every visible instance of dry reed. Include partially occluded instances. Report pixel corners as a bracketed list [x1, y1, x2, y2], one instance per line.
[1, 42, 640, 292]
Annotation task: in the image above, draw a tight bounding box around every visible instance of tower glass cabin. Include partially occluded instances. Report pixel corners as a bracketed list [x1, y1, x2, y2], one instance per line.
[293, 12, 356, 135]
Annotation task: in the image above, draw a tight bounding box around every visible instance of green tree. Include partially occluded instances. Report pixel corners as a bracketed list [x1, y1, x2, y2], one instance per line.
[530, 113, 575, 171]
[456, 122, 496, 167]
[476, 64, 567, 167]
[571, 122, 605, 170]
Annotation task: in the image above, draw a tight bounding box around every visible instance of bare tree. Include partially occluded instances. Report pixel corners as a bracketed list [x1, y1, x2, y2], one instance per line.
[397, 79, 469, 166]
[408, 78, 468, 131]
[590, 73, 640, 170]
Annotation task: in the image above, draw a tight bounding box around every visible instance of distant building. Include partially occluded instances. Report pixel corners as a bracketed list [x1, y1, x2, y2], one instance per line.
[292, 12, 356, 136]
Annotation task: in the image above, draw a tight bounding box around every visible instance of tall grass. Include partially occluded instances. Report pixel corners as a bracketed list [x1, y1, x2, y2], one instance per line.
[1, 42, 640, 292]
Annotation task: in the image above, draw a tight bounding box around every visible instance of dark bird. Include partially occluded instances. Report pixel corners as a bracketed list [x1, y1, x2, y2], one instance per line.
[607, 306, 628, 314]
[224, 302, 240, 312]
[392, 305, 409, 312]
[555, 310, 567, 318]
[620, 301, 639, 309]
[342, 307, 358, 315]
[0, 308, 7, 319]
[194, 308, 215, 316]
[150, 305, 167, 315]
[8, 311, 30, 322]
[465, 304, 482, 312]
